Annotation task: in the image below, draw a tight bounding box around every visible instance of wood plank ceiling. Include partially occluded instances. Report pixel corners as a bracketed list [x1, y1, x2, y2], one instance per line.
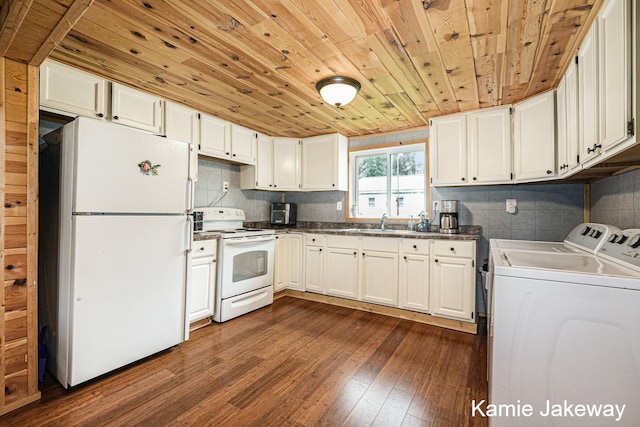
[3, 0, 603, 138]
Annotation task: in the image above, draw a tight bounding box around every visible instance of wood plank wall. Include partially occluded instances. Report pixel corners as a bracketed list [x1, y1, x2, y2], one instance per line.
[0, 57, 40, 415]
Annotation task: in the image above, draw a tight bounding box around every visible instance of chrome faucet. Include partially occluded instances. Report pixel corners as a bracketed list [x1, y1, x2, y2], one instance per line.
[408, 215, 415, 231]
[380, 213, 388, 230]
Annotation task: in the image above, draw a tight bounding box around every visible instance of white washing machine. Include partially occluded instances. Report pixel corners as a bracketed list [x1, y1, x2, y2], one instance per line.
[487, 224, 640, 426]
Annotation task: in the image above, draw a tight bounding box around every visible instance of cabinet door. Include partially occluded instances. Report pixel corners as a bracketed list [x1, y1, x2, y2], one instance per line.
[301, 134, 347, 191]
[325, 247, 359, 299]
[399, 254, 430, 312]
[165, 101, 199, 145]
[513, 91, 556, 182]
[256, 134, 274, 189]
[557, 63, 580, 176]
[199, 114, 230, 158]
[598, 0, 631, 151]
[273, 137, 301, 190]
[578, 23, 600, 163]
[111, 83, 163, 134]
[467, 106, 512, 184]
[288, 234, 304, 291]
[361, 250, 399, 306]
[304, 246, 325, 293]
[230, 125, 257, 164]
[274, 235, 288, 292]
[189, 256, 216, 322]
[431, 256, 474, 321]
[430, 113, 467, 185]
[39, 59, 107, 120]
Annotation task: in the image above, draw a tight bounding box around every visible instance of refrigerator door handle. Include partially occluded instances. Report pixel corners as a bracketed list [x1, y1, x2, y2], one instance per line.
[186, 177, 194, 211]
[186, 216, 194, 253]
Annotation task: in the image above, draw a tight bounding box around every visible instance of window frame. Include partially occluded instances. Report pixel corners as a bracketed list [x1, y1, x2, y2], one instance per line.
[347, 138, 430, 222]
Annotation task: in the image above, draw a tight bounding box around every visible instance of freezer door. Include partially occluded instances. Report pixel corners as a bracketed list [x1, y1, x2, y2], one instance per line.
[66, 215, 187, 387]
[68, 117, 189, 214]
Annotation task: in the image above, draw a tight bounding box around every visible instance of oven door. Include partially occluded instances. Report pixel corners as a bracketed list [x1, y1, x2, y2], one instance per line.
[219, 234, 275, 299]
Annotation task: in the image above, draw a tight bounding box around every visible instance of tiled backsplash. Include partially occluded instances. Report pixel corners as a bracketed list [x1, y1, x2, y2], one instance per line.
[590, 167, 640, 228]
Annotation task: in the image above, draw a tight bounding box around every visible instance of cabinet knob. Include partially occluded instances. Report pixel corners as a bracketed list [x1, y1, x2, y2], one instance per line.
[353, 251, 357, 255]
[232, 153, 236, 157]
[226, 152, 230, 155]
[403, 256, 407, 260]
[113, 115, 119, 120]
[319, 248, 322, 252]
[546, 170, 552, 175]
[199, 247, 205, 251]
[461, 177, 466, 181]
[312, 238, 315, 242]
[274, 185, 277, 188]
[332, 184, 335, 187]
[472, 177, 477, 181]
[450, 247, 455, 252]
[362, 252, 365, 257]
[435, 259, 439, 263]
[413, 245, 417, 249]
[97, 113, 104, 118]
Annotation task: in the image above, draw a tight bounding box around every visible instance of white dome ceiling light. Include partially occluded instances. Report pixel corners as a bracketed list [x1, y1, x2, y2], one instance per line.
[315, 76, 361, 107]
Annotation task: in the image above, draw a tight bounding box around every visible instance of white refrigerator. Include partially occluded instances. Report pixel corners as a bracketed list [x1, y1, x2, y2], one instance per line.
[39, 117, 194, 388]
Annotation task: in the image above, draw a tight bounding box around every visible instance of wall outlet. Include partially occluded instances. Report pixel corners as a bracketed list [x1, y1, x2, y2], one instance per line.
[222, 181, 229, 192]
[433, 200, 439, 211]
[506, 199, 517, 214]
[336, 201, 342, 211]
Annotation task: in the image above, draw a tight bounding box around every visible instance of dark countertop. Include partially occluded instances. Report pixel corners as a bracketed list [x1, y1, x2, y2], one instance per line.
[244, 221, 481, 241]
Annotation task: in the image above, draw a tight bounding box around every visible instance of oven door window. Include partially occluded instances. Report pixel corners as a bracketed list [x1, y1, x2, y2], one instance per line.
[232, 250, 268, 282]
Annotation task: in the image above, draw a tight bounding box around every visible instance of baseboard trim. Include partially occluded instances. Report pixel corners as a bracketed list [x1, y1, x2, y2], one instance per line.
[275, 289, 477, 334]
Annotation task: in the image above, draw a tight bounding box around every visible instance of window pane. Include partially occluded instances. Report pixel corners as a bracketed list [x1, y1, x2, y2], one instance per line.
[390, 151, 425, 217]
[356, 155, 387, 218]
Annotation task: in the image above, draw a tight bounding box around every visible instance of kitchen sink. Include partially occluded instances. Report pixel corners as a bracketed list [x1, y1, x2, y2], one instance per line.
[342, 228, 414, 234]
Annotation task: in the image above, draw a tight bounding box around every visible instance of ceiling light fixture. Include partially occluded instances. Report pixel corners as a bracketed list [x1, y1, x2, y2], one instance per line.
[316, 76, 361, 107]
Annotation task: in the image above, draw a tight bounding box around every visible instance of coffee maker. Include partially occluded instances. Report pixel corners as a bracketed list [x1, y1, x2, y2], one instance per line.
[439, 200, 459, 234]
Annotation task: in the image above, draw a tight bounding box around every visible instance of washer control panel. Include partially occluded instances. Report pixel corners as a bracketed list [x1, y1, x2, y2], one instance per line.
[564, 223, 620, 253]
[598, 228, 640, 272]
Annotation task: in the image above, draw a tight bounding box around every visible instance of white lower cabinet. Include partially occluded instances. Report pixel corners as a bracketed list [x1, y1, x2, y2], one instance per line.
[399, 239, 430, 312]
[360, 237, 399, 306]
[325, 235, 359, 299]
[301, 234, 476, 323]
[304, 235, 325, 294]
[274, 233, 303, 292]
[189, 240, 217, 322]
[430, 241, 475, 321]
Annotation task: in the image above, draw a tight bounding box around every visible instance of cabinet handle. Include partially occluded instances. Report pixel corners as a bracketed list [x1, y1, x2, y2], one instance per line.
[403, 256, 407, 260]
[199, 247, 205, 251]
[312, 238, 316, 242]
[274, 185, 277, 188]
[546, 170, 552, 175]
[226, 152, 230, 155]
[232, 153, 236, 157]
[450, 247, 455, 252]
[472, 177, 477, 181]
[461, 177, 466, 181]
[319, 248, 322, 252]
[435, 258, 439, 263]
[362, 252, 365, 257]
[353, 251, 357, 255]
[97, 113, 104, 118]
[113, 115, 119, 120]
[332, 184, 335, 187]
[413, 244, 417, 249]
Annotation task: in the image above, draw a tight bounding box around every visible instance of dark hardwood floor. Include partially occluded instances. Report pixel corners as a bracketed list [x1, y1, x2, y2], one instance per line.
[1, 297, 488, 426]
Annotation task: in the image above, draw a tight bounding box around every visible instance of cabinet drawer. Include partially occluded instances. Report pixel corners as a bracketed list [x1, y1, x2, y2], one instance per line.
[401, 239, 430, 255]
[305, 234, 326, 246]
[433, 240, 474, 258]
[192, 239, 217, 258]
[361, 236, 399, 252]
[327, 234, 359, 249]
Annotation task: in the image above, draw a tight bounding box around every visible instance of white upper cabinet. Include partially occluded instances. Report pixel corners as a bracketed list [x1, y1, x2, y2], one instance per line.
[597, 0, 632, 151]
[301, 133, 348, 191]
[39, 59, 107, 120]
[230, 125, 257, 165]
[513, 91, 556, 182]
[199, 113, 231, 159]
[467, 106, 512, 184]
[430, 113, 467, 186]
[111, 83, 163, 134]
[431, 106, 511, 186]
[165, 101, 199, 145]
[557, 61, 580, 177]
[273, 137, 301, 190]
[578, 22, 600, 163]
[240, 132, 274, 190]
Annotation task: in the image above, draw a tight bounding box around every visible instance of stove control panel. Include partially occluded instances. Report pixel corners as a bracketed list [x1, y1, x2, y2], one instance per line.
[598, 228, 640, 272]
[564, 223, 620, 253]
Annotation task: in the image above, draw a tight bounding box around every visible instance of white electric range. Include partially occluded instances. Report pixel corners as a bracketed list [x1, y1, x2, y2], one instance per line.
[193, 207, 275, 322]
[487, 224, 640, 426]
